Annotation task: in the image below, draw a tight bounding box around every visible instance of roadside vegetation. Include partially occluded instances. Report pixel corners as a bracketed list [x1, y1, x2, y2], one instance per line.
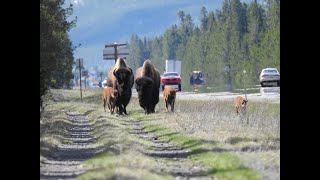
[41, 89, 279, 180]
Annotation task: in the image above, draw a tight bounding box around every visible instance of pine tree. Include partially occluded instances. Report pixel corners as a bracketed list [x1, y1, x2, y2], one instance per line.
[200, 6, 208, 32]
[40, 0, 77, 107]
[128, 1, 279, 91]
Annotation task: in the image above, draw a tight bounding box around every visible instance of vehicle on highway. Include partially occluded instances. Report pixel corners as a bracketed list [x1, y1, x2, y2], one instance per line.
[102, 79, 108, 88]
[161, 72, 182, 91]
[259, 68, 280, 87]
[189, 70, 205, 86]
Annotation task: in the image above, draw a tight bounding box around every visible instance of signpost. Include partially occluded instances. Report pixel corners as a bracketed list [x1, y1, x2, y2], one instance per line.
[103, 43, 129, 63]
[224, 65, 231, 92]
[243, 70, 247, 100]
[82, 70, 88, 89]
[243, 69, 248, 124]
[76, 58, 83, 101]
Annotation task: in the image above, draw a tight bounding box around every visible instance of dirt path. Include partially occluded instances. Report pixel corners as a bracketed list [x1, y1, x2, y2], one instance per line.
[41, 111, 213, 179]
[121, 117, 213, 180]
[40, 112, 101, 180]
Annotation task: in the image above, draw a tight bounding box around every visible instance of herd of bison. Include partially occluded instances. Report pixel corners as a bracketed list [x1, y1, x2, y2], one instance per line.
[102, 58, 247, 115]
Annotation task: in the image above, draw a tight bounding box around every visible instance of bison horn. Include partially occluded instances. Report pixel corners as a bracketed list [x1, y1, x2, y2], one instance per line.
[128, 67, 133, 75]
[113, 68, 118, 79]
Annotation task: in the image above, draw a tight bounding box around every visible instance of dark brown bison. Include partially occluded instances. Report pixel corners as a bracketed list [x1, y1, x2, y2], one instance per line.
[102, 87, 118, 114]
[106, 57, 134, 115]
[163, 86, 176, 112]
[234, 96, 248, 115]
[135, 59, 160, 114]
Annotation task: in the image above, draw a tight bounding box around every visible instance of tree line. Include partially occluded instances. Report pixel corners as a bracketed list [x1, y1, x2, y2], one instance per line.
[127, 0, 280, 91]
[40, 0, 77, 107]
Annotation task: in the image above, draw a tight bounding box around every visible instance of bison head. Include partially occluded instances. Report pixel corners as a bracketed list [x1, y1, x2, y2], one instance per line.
[113, 67, 133, 95]
[135, 77, 155, 114]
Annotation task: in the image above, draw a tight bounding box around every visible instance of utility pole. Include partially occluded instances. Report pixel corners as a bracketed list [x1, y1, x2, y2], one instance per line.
[81, 70, 88, 89]
[243, 70, 247, 100]
[76, 58, 83, 101]
[84, 76, 86, 89]
[243, 69, 248, 125]
[103, 42, 129, 63]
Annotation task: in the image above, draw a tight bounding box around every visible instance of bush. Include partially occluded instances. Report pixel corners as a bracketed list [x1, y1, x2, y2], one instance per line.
[50, 79, 57, 88]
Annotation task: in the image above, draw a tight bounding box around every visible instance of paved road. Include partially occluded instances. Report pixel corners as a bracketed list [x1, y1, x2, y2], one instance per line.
[132, 87, 280, 103]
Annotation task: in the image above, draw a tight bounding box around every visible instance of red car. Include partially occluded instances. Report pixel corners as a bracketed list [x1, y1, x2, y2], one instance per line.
[161, 72, 182, 91]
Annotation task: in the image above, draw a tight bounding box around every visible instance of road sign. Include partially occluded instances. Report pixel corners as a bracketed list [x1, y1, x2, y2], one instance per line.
[76, 58, 83, 67]
[103, 43, 129, 60]
[82, 70, 88, 77]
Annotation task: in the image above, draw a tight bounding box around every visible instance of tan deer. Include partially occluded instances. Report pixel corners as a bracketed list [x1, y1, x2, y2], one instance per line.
[234, 96, 248, 115]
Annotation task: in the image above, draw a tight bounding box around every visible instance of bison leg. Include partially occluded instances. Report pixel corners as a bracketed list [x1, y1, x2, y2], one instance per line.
[111, 104, 114, 114]
[145, 106, 152, 114]
[118, 104, 124, 115]
[151, 105, 155, 113]
[171, 100, 175, 112]
[118, 105, 124, 115]
[103, 99, 106, 112]
[107, 102, 111, 110]
[123, 106, 128, 115]
[116, 99, 124, 115]
[144, 107, 148, 114]
[165, 100, 169, 112]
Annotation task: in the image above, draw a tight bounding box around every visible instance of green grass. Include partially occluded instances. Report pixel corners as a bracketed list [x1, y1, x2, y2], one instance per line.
[190, 153, 260, 180]
[130, 111, 199, 148]
[90, 110, 155, 149]
[130, 110, 260, 179]
[78, 152, 172, 180]
[42, 89, 279, 179]
[77, 167, 171, 180]
[40, 89, 99, 158]
[40, 102, 76, 156]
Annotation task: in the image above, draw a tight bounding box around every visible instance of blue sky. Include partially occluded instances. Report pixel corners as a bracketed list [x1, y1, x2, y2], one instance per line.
[65, 0, 252, 71]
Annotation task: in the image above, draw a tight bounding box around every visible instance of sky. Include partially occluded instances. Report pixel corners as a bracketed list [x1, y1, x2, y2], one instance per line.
[65, 0, 252, 72]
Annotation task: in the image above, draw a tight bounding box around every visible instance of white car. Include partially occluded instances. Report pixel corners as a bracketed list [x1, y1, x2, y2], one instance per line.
[259, 68, 280, 87]
[102, 79, 108, 88]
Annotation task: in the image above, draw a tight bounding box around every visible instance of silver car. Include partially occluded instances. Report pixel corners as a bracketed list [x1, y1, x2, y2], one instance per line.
[259, 68, 280, 87]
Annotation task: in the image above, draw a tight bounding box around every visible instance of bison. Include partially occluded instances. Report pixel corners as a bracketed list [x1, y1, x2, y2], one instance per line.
[234, 96, 248, 115]
[135, 59, 160, 114]
[163, 86, 176, 112]
[106, 57, 134, 115]
[102, 87, 118, 114]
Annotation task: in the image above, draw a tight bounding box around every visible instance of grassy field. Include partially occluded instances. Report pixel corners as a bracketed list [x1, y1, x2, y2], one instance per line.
[40, 88, 279, 180]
